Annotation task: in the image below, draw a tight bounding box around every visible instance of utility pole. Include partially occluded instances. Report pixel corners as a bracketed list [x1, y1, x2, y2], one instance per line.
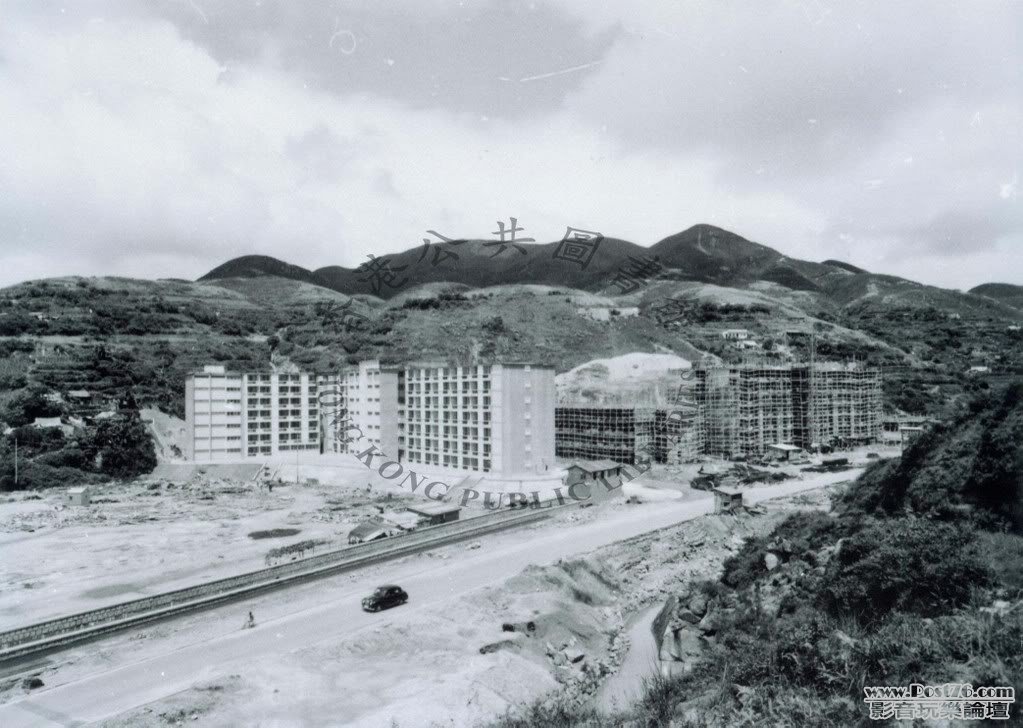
[810, 331, 819, 456]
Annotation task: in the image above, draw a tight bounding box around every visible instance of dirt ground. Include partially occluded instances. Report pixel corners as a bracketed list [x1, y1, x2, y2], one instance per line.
[0, 441, 888, 631]
[0, 474, 423, 629]
[0, 445, 894, 631]
[84, 482, 846, 728]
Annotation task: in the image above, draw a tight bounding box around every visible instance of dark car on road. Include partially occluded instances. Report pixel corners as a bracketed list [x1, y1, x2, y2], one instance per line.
[362, 584, 408, 612]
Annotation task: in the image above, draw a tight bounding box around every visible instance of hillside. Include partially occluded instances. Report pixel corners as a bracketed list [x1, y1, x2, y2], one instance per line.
[198, 255, 321, 287]
[1, 251, 1020, 434]
[200, 225, 1023, 329]
[0, 275, 895, 415]
[971, 282, 1023, 311]
[491, 384, 1023, 727]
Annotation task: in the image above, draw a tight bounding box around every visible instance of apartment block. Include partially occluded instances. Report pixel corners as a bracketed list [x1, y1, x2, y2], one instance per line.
[695, 362, 882, 458]
[323, 360, 399, 457]
[555, 406, 655, 465]
[400, 362, 554, 476]
[184, 365, 324, 461]
[320, 361, 556, 477]
[791, 364, 883, 449]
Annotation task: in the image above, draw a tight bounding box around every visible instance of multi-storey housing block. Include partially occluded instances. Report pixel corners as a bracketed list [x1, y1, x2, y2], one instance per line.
[184, 365, 324, 461]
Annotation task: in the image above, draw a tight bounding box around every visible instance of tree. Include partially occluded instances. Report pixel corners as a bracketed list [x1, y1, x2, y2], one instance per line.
[2, 385, 61, 427]
[92, 412, 157, 478]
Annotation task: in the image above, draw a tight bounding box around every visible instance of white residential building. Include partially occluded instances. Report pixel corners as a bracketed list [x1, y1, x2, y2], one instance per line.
[324, 360, 399, 456]
[401, 362, 555, 476]
[186, 361, 556, 476]
[184, 365, 324, 461]
[321, 360, 555, 476]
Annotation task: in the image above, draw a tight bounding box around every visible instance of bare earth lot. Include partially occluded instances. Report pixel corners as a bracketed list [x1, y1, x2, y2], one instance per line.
[0, 475, 423, 628]
[0, 464, 865, 728]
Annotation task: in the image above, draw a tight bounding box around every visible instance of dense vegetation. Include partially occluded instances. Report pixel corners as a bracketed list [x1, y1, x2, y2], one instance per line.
[0, 409, 157, 490]
[491, 383, 1023, 727]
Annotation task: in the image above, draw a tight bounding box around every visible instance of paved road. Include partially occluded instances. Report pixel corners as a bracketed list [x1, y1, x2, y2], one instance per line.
[0, 476, 847, 727]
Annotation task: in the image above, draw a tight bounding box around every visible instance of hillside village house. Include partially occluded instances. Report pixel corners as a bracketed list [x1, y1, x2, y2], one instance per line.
[720, 329, 750, 340]
[31, 417, 75, 436]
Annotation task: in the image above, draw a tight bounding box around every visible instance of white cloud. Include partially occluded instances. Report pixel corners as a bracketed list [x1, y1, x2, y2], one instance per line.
[0, 1, 1019, 291]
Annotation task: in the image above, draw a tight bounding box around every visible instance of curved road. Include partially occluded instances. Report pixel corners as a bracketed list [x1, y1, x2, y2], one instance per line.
[0, 476, 849, 727]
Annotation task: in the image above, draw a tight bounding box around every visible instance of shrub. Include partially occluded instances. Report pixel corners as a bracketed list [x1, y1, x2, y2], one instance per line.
[819, 518, 991, 624]
[35, 447, 87, 469]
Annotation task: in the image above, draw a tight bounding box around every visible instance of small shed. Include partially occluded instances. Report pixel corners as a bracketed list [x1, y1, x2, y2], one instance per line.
[347, 518, 395, 544]
[407, 502, 461, 526]
[766, 443, 801, 461]
[67, 487, 90, 507]
[382, 511, 420, 532]
[566, 460, 624, 488]
[712, 486, 744, 514]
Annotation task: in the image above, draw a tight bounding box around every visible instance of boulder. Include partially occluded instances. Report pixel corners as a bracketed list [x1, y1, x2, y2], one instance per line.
[697, 612, 718, 635]
[688, 592, 708, 617]
[678, 609, 701, 625]
[660, 627, 704, 670]
[764, 552, 780, 570]
[563, 648, 586, 664]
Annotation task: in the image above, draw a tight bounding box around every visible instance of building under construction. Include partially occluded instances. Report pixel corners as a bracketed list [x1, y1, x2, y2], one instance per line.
[695, 362, 882, 458]
[556, 361, 881, 463]
[555, 403, 704, 465]
[555, 406, 655, 465]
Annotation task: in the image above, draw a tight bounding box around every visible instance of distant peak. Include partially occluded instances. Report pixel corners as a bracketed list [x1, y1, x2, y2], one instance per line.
[822, 259, 867, 275]
[198, 255, 317, 285]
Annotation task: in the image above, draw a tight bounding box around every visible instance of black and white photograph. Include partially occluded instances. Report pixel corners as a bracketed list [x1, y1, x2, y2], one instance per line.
[0, 1, 1020, 726]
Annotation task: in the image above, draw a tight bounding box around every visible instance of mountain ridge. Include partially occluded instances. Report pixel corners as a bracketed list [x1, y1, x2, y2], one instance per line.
[196, 224, 1022, 321]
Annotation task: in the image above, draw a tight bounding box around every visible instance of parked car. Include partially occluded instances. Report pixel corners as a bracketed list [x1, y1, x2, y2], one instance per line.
[362, 584, 408, 612]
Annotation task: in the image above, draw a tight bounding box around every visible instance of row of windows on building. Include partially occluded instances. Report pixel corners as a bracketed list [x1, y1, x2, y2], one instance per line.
[406, 366, 494, 379]
[406, 382, 491, 394]
[406, 452, 491, 470]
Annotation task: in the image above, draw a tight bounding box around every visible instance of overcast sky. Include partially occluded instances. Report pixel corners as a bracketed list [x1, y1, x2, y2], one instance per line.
[1, 0, 1019, 290]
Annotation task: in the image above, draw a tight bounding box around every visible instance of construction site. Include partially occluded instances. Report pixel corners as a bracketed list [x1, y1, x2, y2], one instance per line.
[557, 361, 882, 463]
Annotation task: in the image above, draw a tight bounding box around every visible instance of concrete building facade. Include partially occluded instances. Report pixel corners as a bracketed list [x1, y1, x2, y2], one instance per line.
[315, 360, 555, 477]
[185, 365, 324, 461]
[554, 403, 705, 465]
[399, 362, 555, 476]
